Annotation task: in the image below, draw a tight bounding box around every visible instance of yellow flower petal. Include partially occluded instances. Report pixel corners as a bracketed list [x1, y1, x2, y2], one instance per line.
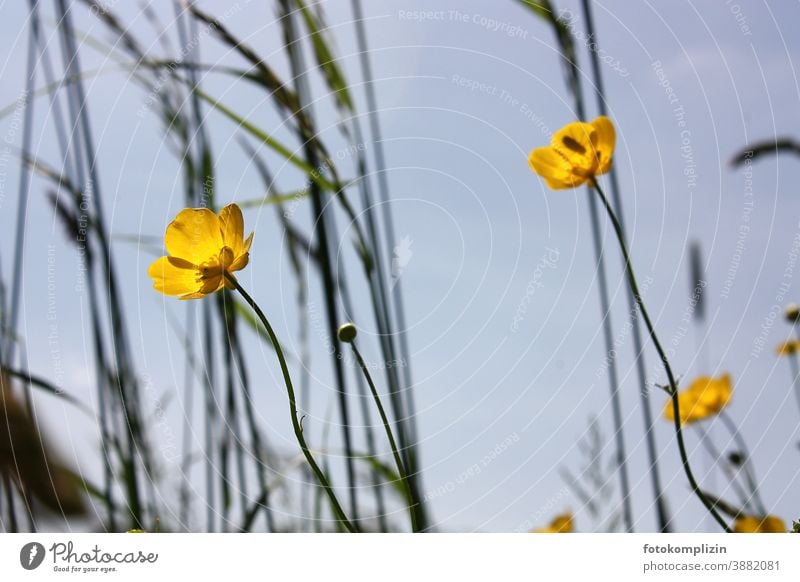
[544, 175, 581, 190]
[695, 373, 732, 408]
[148, 256, 203, 297]
[552, 121, 598, 176]
[531, 512, 573, 533]
[663, 374, 732, 425]
[776, 339, 800, 356]
[164, 208, 223, 265]
[528, 117, 617, 190]
[230, 252, 250, 273]
[180, 273, 225, 300]
[549, 513, 573, 533]
[663, 390, 700, 424]
[590, 116, 615, 174]
[219, 203, 245, 256]
[734, 515, 786, 533]
[150, 204, 252, 300]
[528, 147, 586, 189]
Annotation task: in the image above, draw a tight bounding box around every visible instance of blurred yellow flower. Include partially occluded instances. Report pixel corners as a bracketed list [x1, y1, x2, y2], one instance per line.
[531, 512, 574, 533]
[148, 204, 253, 300]
[528, 116, 615, 190]
[663, 374, 732, 425]
[776, 339, 800, 357]
[733, 515, 786, 533]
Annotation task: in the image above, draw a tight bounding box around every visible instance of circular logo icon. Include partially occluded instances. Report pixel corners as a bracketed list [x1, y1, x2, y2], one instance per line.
[19, 542, 46, 570]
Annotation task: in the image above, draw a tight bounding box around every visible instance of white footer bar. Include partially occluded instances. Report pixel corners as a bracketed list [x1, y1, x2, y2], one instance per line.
[1, 533, 798, 580]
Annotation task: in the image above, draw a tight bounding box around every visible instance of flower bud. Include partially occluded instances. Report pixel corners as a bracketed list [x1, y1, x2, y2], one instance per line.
[337, 323, 358, 343]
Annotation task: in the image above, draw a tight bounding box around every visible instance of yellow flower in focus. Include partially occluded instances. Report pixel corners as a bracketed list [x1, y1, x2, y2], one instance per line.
[148, 204, 253, 300]
[528, 116, 615, 190]
[531, 512, 574, 533]
[734, 515, 786, 533]
[663, 374, 732, 425]
[776, 339, 800, 357]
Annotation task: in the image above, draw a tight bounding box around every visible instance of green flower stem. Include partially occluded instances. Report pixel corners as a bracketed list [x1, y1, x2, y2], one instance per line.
[590, 180, 732, 533]
[695, 426, 753, 512]
[224, 273, 356, 533]
[348, 341, 420, 533]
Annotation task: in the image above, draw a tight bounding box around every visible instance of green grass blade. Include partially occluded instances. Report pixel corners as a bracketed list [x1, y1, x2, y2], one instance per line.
[190, 86, 337, 192]
[292, 0, 353, 112]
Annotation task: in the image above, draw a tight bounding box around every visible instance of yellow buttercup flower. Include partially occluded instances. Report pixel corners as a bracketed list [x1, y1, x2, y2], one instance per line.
[663, 374, 732, 425]
[776, 339, 800, 357]
[528, 116, 615, 190]
[148, 204, 253, 300]
[531, 512, 574, 533]
[733, 515, 786, 533]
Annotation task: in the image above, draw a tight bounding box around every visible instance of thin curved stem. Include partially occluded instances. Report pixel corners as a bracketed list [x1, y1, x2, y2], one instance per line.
[591, 180, 732, 533]
[717, 411, 767, 515]
[695, 426, 753, 513]
[349, 341, 419, 532]
[224, 273, 356, 532]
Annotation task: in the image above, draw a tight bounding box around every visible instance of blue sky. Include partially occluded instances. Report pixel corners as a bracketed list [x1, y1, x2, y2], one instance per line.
[1, 0, 800, 532]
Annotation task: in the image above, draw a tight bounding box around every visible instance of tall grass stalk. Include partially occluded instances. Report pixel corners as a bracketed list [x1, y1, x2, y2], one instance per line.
[0, 0, 41, 532]
[228, 310, 276, 532]
[4, 0, 38, 371]
[173, 1, 225, 533]
[514, 0, 635, 532]
[584, 187, 634, 533]
[178, 300, 197, 530]
[535, 0, 634, 532]
[201, 300, 217, 532]
[580, 0, 670, 532]
[788, 350, 800, 418]
[351, 0, 426, 528]
[2, 478, 17, 532]
[33, 0, 122, 530]
[55, 0, 150, 528]
[280, 0, 359, 523]
[296, 0, 413, 527]
[219, 293, 250, 530]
